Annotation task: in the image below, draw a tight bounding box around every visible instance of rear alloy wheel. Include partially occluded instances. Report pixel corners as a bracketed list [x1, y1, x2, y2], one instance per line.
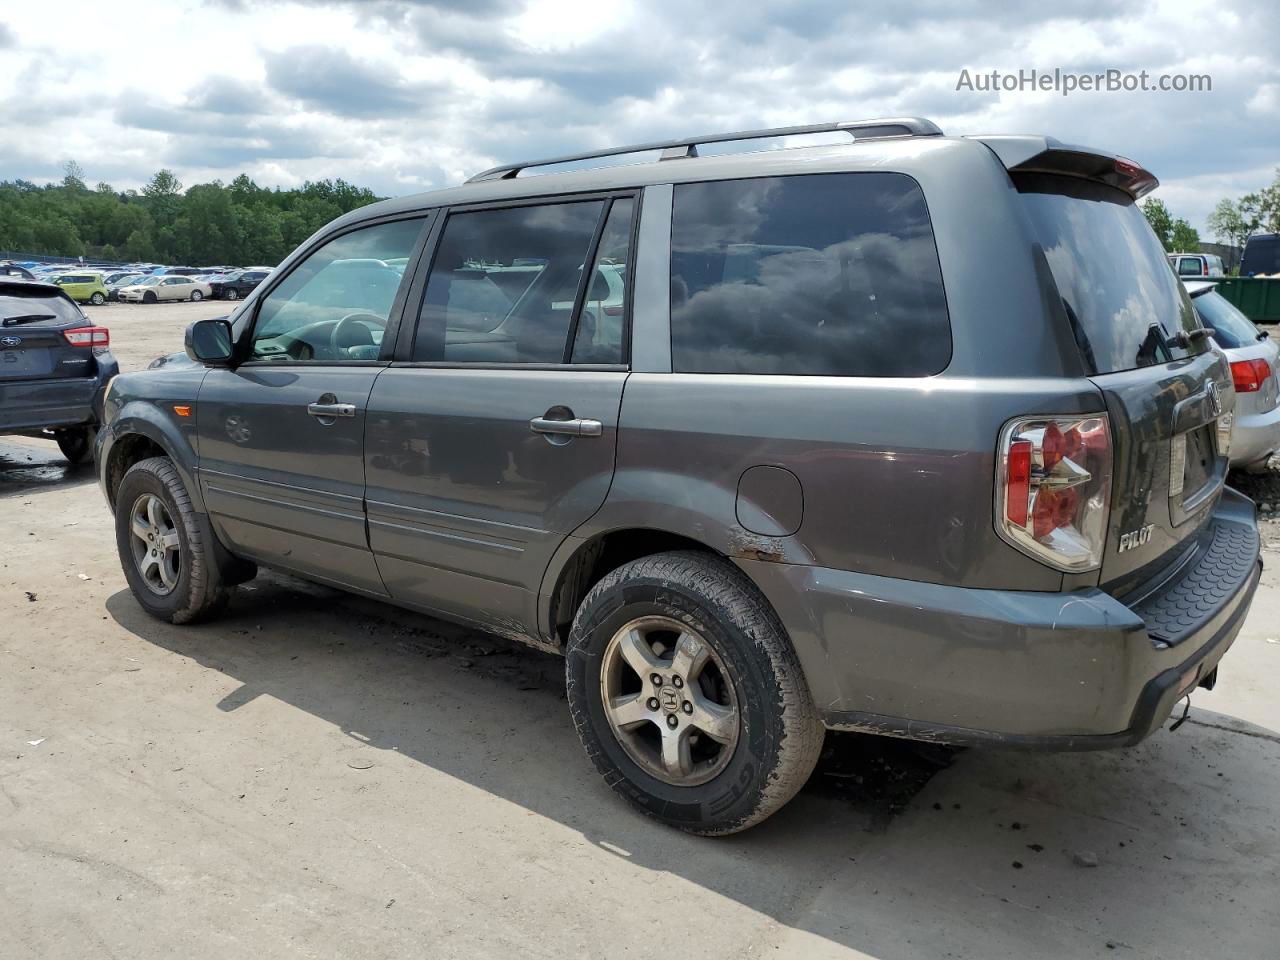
[90, 291, 105, 305]
[55, 426, 96, 465]
[190, 290, 203, 302]
[114, 457, 229, 623]
[566, 551, 825, 835]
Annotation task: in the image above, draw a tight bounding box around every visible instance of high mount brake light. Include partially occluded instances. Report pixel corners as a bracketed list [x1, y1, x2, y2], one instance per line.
[996, 415, 1113, 572]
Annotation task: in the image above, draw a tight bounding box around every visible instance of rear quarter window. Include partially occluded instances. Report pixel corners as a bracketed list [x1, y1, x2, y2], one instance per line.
[669, 172, 951, 377]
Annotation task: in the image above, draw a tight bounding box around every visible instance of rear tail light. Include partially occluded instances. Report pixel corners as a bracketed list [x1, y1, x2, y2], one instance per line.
[996, 414, 1113, 571]
[1230, 358, 1271, 392]
[63, 326, 110, 348]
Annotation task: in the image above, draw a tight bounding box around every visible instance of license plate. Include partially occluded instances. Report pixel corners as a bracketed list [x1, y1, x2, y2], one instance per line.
[0, 347, 50, 377]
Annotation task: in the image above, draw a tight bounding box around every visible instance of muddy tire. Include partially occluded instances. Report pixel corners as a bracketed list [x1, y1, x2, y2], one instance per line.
[55, 426, 96, 465]
[566, 551, 824, 835]
[114, 457, 229, 624]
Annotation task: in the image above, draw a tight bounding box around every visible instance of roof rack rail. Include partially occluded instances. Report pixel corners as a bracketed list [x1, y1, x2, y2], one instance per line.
[466, 117, 943, 183]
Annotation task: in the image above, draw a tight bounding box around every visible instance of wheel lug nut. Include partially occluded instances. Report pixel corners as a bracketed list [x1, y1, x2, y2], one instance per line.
[666, 714, 678, 729]
[672, 676, 683, 689]
[682, 701, 692, 714]
[650, 674, 663, 687]
[647, 697, 659, 711]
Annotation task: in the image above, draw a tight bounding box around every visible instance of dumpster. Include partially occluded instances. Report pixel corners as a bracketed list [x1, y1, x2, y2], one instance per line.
[1211, 277, 1280, 325]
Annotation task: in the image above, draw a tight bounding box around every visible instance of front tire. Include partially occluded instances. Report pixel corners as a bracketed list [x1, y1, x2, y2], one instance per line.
[144, 291, 157, 304]
[223, 288, 239, 301]
[114, 457, 229, 624]
[55, 426, 96, 465]
[190, 290, 203, 302]
[90, 291, 105, 305]
[566, 551, 824, 835]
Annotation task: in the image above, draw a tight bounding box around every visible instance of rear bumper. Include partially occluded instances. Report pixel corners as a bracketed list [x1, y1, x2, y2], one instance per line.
[1229, 399, 1280, 467]
[0, 361, 116, 432]
[739, 488, 1262, 749]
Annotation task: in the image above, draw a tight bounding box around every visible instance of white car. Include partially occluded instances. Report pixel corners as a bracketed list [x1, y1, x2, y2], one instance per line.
[117, 275, 212, 303]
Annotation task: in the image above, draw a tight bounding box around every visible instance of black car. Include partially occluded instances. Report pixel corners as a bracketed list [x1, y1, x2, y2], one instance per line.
[210, 269, 270, 301]
[1, 262, 36, 280]
[0, 280, 118, 463]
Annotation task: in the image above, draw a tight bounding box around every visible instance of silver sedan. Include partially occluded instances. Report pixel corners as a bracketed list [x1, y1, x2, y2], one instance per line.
[1186, 280, 1280, 470]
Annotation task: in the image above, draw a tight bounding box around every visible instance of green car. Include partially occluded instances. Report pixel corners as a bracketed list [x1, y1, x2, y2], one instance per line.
[54, 272, 109, 305]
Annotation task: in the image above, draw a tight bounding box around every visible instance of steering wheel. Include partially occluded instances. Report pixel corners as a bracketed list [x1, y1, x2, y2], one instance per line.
[328, 312, 385, 359]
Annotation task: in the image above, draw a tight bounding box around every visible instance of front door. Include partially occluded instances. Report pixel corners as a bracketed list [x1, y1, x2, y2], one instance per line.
[197, 216, 427, 595]
[365, 195, 636, 636]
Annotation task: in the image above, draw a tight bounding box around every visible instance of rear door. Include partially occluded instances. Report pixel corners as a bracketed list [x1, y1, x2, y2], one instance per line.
[196, 215, 428, 595]
[1015, 174, 1232, 593]
[364, 194, 635, 636]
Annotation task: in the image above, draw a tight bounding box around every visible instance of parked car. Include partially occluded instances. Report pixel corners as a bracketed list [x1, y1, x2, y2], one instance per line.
[1185, 279, 1280, 470]
[117, 275, 211, 303]
[96, 118, 1261, 835]
[106, 274, 149, 301]
[1168, 252, 1224, 278]
[210, 269, 270, 301]
[1, 279, 117, 463]
[53, 272, 109, 305]
[0, 262, 36, 280]
[1241, 233, 1280, 276]
[161, 267, 206, 277]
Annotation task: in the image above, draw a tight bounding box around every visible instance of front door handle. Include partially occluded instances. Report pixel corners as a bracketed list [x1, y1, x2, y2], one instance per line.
[530, 416, 603, 437]
[307, 399, 356, 420]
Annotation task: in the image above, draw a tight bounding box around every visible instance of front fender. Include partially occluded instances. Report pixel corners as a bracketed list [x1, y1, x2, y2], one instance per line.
[96, 368, 208, 513]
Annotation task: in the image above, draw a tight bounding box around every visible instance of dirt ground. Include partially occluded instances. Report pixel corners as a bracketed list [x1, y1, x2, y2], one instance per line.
[3, 302, 1280, 959]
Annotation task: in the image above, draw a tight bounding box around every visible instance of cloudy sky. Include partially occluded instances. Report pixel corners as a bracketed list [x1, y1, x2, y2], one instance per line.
[2, 0, 1277, 233]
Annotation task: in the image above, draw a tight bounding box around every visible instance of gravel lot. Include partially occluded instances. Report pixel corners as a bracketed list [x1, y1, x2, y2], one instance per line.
[2, 306, 1280, 959]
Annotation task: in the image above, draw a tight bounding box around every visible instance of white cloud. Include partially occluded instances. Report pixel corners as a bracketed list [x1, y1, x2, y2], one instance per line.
[1, 0, 1277, 233]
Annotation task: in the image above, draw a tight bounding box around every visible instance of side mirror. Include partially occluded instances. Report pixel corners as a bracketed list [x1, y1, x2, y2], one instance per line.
[185, 317, 235, 366]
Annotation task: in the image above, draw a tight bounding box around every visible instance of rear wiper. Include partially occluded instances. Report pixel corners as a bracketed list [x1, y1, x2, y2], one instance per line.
[2, 313, 58, 326]
[1149, 322, 1212, 351]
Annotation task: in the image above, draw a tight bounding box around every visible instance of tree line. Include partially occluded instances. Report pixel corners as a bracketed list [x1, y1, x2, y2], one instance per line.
[1204, 168, 1280, 252]
[0, 162, 382, 266]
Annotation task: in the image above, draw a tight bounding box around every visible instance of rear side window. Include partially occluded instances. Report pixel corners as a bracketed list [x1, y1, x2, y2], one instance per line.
[669, 173, 951, 377]
[414, 198, 632, 365]
[1017, 174, 1200, 374]
[1193, 290, 1260, 349]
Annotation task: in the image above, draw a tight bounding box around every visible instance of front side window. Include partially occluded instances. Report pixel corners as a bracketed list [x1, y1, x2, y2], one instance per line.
[249, 218, 424, 363]
[669, 173, 951, 376]
[413, 198, 632, 365]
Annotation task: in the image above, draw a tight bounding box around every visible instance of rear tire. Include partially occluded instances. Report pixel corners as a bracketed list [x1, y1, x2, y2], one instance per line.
[114, 457, 229, 624]
[90, 292, 105, 305]
[190, 290, 203, 302]
[55, 426, 96, 465]
[566, 551, 824, 835]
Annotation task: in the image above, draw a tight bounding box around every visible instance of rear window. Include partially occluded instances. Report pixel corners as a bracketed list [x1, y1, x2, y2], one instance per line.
[669, 173, 951, 377]
[1193, 290, 1261, 349]
[1242, 235, 1280, 276]
[1, 290, 83, 325]
[1017, 174, 1200, 375]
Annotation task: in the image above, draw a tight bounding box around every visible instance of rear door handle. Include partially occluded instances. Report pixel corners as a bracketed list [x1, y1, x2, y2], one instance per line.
[307, 402, 356, 419]
[530, 416, 603, 437]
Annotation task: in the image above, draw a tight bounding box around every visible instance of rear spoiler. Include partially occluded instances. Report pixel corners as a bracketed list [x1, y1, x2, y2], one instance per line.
[968, 135, 1159, 199]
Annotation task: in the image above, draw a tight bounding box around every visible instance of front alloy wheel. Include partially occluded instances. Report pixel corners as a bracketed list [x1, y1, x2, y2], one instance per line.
[127, 492, 182, 594]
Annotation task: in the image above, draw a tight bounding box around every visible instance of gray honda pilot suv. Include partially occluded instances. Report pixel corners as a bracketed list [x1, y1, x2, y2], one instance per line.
[96, 118, 1262, 834]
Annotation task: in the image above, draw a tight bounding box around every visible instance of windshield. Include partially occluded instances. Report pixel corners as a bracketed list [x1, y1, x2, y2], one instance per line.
[131, 276, 161, 286]
[1016, 173, 1201, 374]
[1193, 290, 1262, 349]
